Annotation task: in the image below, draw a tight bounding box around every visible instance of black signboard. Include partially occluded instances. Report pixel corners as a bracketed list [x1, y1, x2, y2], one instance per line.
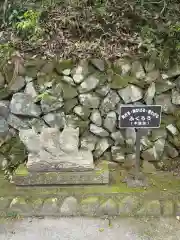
[119, 105, 162, 129]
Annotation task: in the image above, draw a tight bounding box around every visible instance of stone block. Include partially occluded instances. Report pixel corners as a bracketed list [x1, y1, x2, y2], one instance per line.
[8, 197, 33, 217]
[118, 196, 140, 216]
[41, 198, 60, 216]
[162, 201, 174, 216]
[97, 199, 118, 216]
[12, 161, 109, 186]
[80, 197, 100, 216]
[60, 197, 79, 216]
[136, 200, 161, 216]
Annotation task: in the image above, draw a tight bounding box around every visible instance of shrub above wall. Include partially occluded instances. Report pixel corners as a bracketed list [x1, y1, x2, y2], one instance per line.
[0, 57, 180, 178]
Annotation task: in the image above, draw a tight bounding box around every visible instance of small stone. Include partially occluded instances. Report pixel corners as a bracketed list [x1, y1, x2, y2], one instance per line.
[10, 93, 41, 117]
[155, 94, 176, 114]
[9, 76, 25, 92]
[144, 82, 155, 105]
[94, 138, 111, 158]
[19, 129, 40, 153]
[103, 111, 117, 132]
[55, 59, 73, 74]
[95, 85, 110, 96]
[80, 132, 98, 151]
[62, 69, 71, 76]
[73, 105, 91, 120]
[79, 93, 100, 108]
[90, 124, 109, 137]
[78, 74, 99, 93]
[41, 61, 54, 74]
[40, 95, 64, 114]
[64, 98, 78, 114]
[0, 72, 5, 87]
[162, 201, 174, 216]
[141, 147, 157, 161]
[24, 82, 38, 99]
[90, 59, 105, 71]
[0, 153, 8, 170]
[110, 74, 129, 89]
[0, 117, 9, 137]
[0, 100, 9, 119]
[114, 58, 131, 75]
[145, 70, 161, 83]
[111, 131, 124, 145]
[166, 124, 179, 136]
[43, 112, 65, 129]
[100, 90, 120, 115]
[140, 136, 153, 151]
[123, 153, 136, 169]
[172, 89, 180, 105]
[65, 114, 89, 135]
[7, 113, 30, 130]
[62, 76, 75, 85]
[155, 80, 175, 94]
[111, 146, 125, 163]
[60, 197, 78, 216]
[62, 83, 78, 100]
[144, 61, 155, 72]
[118, 84, 143, 103]
[166, 65, 180, 78]
[98, 199, 117, 216]
[29, 118, 48, 133]
[131, 61, 145, 79]
[151, 129, 167, 141]
[41, 198, 59, 215]
[72, 60, 89, 84]
[164, 143, 179, 158]
[90, 110, 102, 126]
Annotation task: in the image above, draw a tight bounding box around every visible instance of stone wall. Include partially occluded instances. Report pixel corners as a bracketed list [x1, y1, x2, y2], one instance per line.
[0, 57, 180, 174]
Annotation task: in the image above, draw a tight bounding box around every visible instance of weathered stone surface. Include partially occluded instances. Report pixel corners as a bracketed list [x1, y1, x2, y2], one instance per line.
[166, 124, 179, 136]
[19, 129, 40, 153]
[7, 113, 30, 130]
[94, 138, 111, 158]
[142, 161, 156, 174]
[151, 129, 167, 141]
[13, 161, 109, 185]
[144, 82, 155, 105]
[103, 111, 117, 132]
[90, 59, 105, 71]
[90, 110, 102, 126]
[155, 93, 175, 114]
[10, 93, 41, 117]
[172, 89, 180, 105]
[9, 76, 26, 92]
[0, 197, 11, 210]
[55, 59, 73, 75]
[60, 197, 79, 216]
[79, 93, 100, 108]
[110, 74, 129, 89]
[43, 112, 65, 129]
[145, 70, 161, 83]
[144, 61, 155, 72]
[114, 58, 131, 75]
[100, 90, 120, 115]
[164, 143, 178, 158]
[64, 98, 78, 114]
[119, 196, 140, 216]
[162, 201, 174, 216]
[72, 60, 89, 84]
[24, 81, 38, 99]
[41, 198, 59, 215]
[111, 146, 125, 163]
[0, 87, 12, 100]
[62, 76, 75, 86]
[0, 117, 9, 137]
[140, 136, 153, 151]
[90, 124, 109, 137]
[81, 197, 99, 216]
[155, 80, 175, 94]
[95, 85, 110, 96]
[0, 154, 8, 170]
[131, 61, 145, 79]
[98, 199, 118, 216]
[40, 95, 64, 114]
[0, 72, 5, 87]
[111, 131, 124, 145]
[0, 100, 9, 118]
[118, 85, 143, 103]
[65, 114, 89, 135]
[80, 132, 98, 151]
[125, 128, 136, 146]
[137, 200, 161, 216]
[29, 118, 48, 133]
[9, 197, 32, 216]
[62, 83, 78, 100]
[73, 105, 91, 120]
[78, 74, 99, 93]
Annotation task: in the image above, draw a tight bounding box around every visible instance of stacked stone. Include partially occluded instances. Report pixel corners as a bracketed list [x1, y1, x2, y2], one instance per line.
[0, 57, 180, 173]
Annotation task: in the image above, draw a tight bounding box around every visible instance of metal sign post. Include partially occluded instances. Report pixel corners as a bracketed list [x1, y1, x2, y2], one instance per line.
[119, 105, 162, 179]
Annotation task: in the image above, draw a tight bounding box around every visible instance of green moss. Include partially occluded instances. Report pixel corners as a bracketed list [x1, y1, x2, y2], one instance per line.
[14, 164, 28, 176]
[55, 59, 74, 74]
[110, 74, 130, 89]
[81, 197, 99, 204]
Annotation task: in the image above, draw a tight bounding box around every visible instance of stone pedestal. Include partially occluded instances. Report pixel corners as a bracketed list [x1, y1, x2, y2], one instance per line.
[14, 126, 109, 186]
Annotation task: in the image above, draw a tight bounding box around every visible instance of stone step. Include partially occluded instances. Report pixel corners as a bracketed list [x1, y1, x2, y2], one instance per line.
[12, 161, 109, 186]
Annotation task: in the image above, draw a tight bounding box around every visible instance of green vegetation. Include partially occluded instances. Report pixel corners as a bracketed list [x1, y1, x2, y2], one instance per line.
[0, 0, 180, 68]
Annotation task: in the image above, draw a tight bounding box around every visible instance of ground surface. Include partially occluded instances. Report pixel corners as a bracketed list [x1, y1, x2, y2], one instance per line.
[0, 217, 180, 240]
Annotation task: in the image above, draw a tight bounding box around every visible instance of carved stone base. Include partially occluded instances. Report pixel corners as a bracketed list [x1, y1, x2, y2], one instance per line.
[12, 161, 109, 186]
